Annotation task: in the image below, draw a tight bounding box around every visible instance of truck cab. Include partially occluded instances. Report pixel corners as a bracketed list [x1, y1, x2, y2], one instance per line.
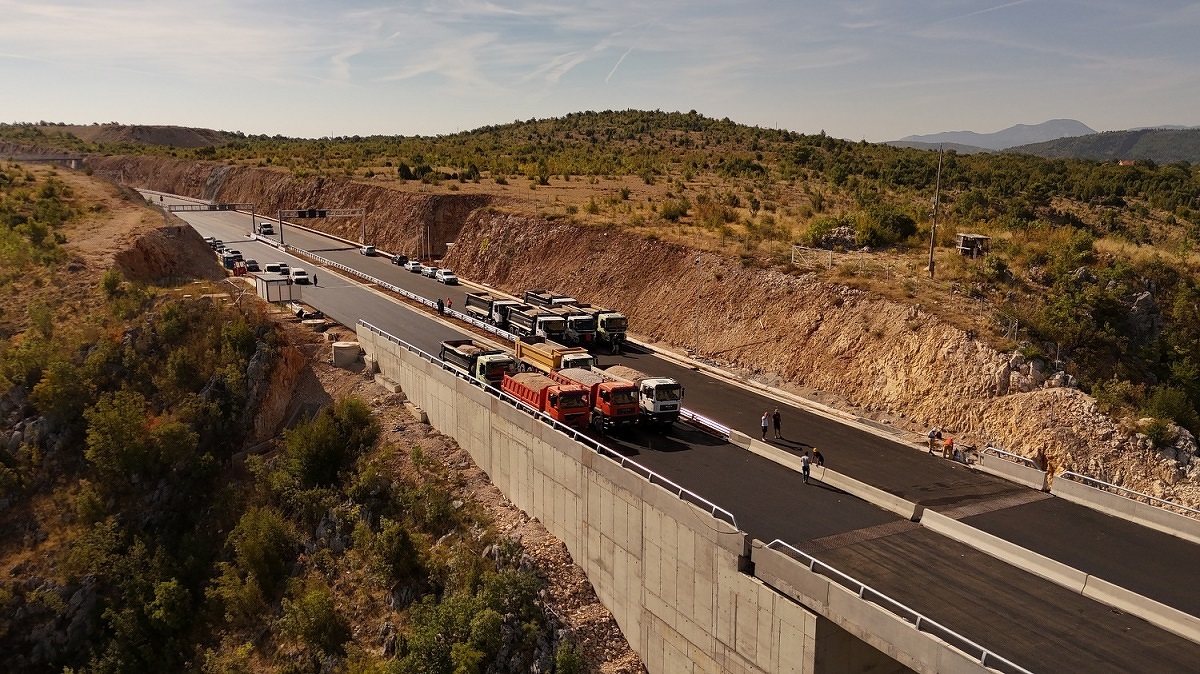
[440, 339, 517, 387]
[550, 367, 639, 432]
[464, 292, 524, 327]
[502, 372, 591, 429]
[508, 306, 567, 342]
[601, 365, 683, 427]
[556, 307, 597, 346]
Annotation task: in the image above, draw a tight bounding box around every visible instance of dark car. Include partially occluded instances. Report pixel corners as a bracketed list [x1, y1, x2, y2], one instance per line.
[391, 254, 409, 266]
[245, 259, 261, 272]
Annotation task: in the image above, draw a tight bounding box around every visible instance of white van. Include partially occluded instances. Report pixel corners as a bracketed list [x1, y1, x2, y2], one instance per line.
[291, 268, 310, 284]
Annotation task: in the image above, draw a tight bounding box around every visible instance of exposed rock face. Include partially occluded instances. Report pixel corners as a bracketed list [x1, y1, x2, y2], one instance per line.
[445, 213, 1200, 505]
[86, 156, 496, 259]
[79, 155, 1200, 507]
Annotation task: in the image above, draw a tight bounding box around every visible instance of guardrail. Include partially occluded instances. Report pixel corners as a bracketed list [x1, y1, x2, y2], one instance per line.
[982, 445, 1041, 470]
[359, 320, 738, 529]
[766, 540, 1034, 674]
[1058, 471, 1200, 521]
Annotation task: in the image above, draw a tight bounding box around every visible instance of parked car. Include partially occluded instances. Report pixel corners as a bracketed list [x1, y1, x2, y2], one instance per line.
[264, 263, 282, 274]
[278, 263, 291, 276]
[205, 236, 220, 248]
[226, 249, 243, 261]
[291, 268, 310, 284]
[435, 269, 459, 285]
[405, 260, 423, 273]
[245, 259, 261, 272]
[421, 265, 438, 277]
[359, 245, 376, 256]
[391, 254, 408, 266]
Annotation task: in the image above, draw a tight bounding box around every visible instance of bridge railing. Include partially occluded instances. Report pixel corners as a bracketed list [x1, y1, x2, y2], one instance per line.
[766, 539, 1034, 674]
[981, 445, 1041, 470]
[1058, 471, 1200, 521]
[359, 320, 738, 529]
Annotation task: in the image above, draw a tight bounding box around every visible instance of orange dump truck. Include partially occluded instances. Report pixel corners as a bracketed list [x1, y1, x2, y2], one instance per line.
[548, 367, 639, 433]
[501, 372, 591, 429]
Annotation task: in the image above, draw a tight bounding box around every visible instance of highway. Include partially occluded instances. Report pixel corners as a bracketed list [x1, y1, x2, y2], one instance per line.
[159, 194, 1200, 672]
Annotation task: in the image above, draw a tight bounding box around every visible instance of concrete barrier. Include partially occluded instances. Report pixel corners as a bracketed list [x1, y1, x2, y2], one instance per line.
[1052, 477, 1200, 546]
[1081, 575, 1200, 645]
[731, 432, 923, 521]
[919, 510, 1088, 593]
[976, 454, 1048, 491]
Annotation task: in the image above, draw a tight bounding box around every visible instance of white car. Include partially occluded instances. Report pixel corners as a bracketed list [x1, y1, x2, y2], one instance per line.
[359, 245, 376, 256]
[421, 265, 438, 277]
[435, 269, 459, 285]
[291, 268, 309, 284]
[405, 260, 423, 272]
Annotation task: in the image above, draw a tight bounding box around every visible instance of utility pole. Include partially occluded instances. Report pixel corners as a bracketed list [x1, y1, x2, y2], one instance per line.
[927, 146, 944, 279]
[694, 225, 701, 355]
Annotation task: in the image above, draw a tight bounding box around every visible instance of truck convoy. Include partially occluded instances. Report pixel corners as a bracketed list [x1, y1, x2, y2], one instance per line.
[574, 304, 628, 353]
[600, 365, 684, 428]
[514, 336, 594, 373]
[463, 291, 524, 328]
[501, 372, 591, 429]
[507, 306, 567, 342]
[439, 339, 517, 387]
[548, 367, 639, 433]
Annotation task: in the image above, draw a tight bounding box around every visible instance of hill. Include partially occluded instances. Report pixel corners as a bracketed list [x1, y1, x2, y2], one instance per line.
[883, 140, 992, 154]
[1010, 128, 1200, 163]
[36, 123, 227, 148]
[898, 119, 1096, 150]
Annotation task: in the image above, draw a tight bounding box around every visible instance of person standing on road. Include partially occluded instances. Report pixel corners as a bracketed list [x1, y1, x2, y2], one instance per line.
[760, 411, 769, 441]
[927, 427, 942, 454]
[772, 408, 782, 439]
[812, 448, 824, 467]
[446, 298, 452, 310]
[436, 298, 445, 315]
[801, 451, 811, 484]
[312, 273, 317, 286]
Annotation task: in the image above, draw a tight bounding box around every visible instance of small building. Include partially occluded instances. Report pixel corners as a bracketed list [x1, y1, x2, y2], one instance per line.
[254, 273, 301, 303]
[955, 233, 991, 258]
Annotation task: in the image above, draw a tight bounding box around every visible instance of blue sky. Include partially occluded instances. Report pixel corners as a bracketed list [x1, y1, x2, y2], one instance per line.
[2, 0, 1198, 141]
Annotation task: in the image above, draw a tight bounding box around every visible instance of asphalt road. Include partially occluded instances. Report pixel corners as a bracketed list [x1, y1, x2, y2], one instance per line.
[156, 193, 1200, 672]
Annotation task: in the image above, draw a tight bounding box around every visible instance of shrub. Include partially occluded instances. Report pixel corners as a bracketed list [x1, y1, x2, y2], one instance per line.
[281, 578, 349, 655]
[100, 268, 123, 297]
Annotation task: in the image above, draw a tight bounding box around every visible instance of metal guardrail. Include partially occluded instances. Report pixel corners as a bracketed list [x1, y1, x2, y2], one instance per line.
[981, 445, 1042, 471]
[358, 320, 739, 529]
[1058, 471, 1200, 521]
[766, 540, 1035, 674]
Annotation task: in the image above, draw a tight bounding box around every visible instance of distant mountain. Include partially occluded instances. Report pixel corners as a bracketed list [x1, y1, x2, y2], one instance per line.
[897, 119, 1096, 151]
[1009, 128, 1200, 164]
[884, 140, 992, 155]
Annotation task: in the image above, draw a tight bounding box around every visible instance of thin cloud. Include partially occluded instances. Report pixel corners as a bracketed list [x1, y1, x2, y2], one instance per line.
[606, 48, 633, 83]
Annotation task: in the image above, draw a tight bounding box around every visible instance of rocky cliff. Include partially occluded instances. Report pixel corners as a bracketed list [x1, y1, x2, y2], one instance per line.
[79, 155, 1200, 507]
[85, 155, 495, 258]
[445, 213, 1200, 506]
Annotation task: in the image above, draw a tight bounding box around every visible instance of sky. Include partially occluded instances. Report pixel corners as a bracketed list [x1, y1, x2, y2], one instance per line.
[2, 0, 1199, 142]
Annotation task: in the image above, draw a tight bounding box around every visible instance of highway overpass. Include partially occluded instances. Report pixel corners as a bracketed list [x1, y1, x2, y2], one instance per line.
[150, 190, 1200, 673]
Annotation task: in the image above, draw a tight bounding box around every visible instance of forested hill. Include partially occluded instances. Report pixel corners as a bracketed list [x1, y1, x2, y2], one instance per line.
[1012, 128, 1200, 164]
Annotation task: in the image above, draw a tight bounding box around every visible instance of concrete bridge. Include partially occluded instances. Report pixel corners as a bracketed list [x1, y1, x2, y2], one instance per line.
[356, 321, 1200, 674]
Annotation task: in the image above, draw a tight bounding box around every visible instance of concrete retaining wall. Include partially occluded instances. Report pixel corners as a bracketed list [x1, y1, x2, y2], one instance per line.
[976, 455, 1048, 492]
[361, 326, 833, 673]
[1051, 477, 1200, 546]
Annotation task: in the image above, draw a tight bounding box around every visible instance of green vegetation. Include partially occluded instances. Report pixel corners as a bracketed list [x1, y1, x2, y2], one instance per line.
[5, 110, 1200, 436]
[0, 166, 577, 672]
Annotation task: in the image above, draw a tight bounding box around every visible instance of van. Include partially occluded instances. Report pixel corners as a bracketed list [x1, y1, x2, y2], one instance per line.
[291, 268, 310, 284]
[359, 245, 376, 256]
[264, 263, 282, 274]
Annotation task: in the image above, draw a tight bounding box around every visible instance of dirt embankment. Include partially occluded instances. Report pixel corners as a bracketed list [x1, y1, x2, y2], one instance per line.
[77, 155, 1200, 506]
[43, 124, 228, 148]
[85, 155, 496, 258]
[445, 213, 1200, 505]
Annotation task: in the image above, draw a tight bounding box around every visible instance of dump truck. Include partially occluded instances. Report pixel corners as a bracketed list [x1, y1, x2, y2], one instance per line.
[464, 291, 525, 328]
[514, 336, 594, 373]
[600, 364, 683, 428]
[524, 289, 579, 310]
[440, 339, 517, 387]
[574, 304, 628, 353]
[507, 306, 567, 342]
[548, 367, 639, 433]
[554, 306, 597, 346]
[501, 372, 591, 429]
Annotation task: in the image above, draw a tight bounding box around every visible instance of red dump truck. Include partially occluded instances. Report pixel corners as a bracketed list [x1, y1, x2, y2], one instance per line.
[548, 367, 639, 433]
[501, 372, 591, 429]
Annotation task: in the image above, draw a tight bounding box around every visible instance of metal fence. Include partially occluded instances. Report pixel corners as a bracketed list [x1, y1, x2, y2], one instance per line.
[358, 320, 738, 529]
[766, 540, 1035, 674]
[1058, 471, 1200, 521]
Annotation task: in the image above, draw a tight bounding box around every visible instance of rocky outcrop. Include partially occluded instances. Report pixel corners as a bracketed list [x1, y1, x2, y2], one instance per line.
[445, 213, 1200, 506]
[85, 156, 497, 258]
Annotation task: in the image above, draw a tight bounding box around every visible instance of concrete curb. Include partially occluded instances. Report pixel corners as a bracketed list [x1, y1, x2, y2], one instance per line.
[729, 430, 923, 521]
[1052, 477, 1200, 546]
[920, 509, 1200, 646]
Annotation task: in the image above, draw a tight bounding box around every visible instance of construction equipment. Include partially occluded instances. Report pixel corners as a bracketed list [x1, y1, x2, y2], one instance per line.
[501, 372, 590, 429]
[548, 367, 639, 433]
[440, 339, 517, 387]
